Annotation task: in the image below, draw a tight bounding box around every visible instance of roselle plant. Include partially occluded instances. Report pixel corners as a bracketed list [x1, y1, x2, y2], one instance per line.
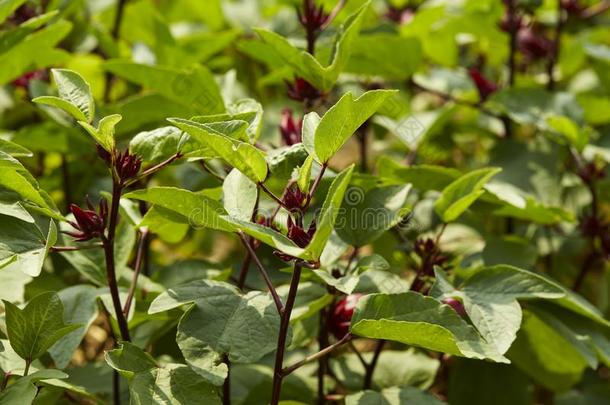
[0, 0, 609, 404]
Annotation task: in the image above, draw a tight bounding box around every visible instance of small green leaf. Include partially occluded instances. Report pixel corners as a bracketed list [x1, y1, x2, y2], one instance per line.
[222, 169, 258, 221]
[434, 167, 501, 222]
[346, 386, 445, 405]
[3, 292, 80, 365]
[304, 165, 354, 260]
[169, 118, 268, 183]
[546, 115, 589, 152]
[129, 126, 183, 163]
[0, 369, 68, 405]
[0, 216, 56, 277]
[78, 114, 121, 152]
[297, 155, 314, 193]
[33, 69, 95, 123]
[302, 90, 396, 164]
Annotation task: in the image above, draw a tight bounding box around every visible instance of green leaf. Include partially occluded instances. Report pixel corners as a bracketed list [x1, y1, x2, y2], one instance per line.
[104, 62, 224, 114]
[0, 369, 68, 405]
[302, 90, 396, 164]
[336, 184, 411, 247]
[345, 386, 446, 405]
[220, 170, 257, 224]
[302, 165, 354, 260]
[434, 167, 501, 222]
[169, 118, 268, 183]
[124, 187, 233, 232]
[33, 69, 95, 123]
[432, 265, 564, 356]
[3, 292, 80, 364]
[48, 285, 100, 369]
[296, 155, 314, 194]
[254, 2, 369, 92]
[0, 216, 56, 277]
[221, 216, 306, 259]
[149, 280, 284, 386]
[106, 342, 221, 404]
[77, 114, 120, 152]
[546, 115, 589, 152]
[129, 126, 183, 163]
[351, 292, 507, 362]
[191, 98, 264, 143]
[377, 158, 461, 191]
[0, 139, 33, 157]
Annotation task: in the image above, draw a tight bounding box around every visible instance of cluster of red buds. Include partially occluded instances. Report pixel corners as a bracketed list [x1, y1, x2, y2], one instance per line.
[468, 68, 498, 102]
[297, 0, 329, 36]
[561, 0, 584, 15]
[12, 70, 48, 89]
[65, 198, 108, 242]
[96, 145, 142, 184]
[410, 237, 450, 293]
[274, 217, 316, 262]
[279, 109, 303, 146]
[282, 182, 307, 212]
[286, 77, 322, 104]
[328, 294, 363, 339]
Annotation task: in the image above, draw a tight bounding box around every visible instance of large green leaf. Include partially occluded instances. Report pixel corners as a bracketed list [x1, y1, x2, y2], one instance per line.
[106, 342, 221, 404]
[148, 280, 284, 386]
[3, 292, 80, 365]
[124, 187, 233, 232]
[169, 118, 268, 183]
[0, 216, 56, 277]
[129, 126, 184, 163]
[351, 292, 506, 362]
[104, 62, 224, 114]
[33, 69, 95, 123]
[0, 369, 68, 405]
[336, 184, 411, 247]
[302, 90, 396, 164]
[78, 114, 121, 152]
[254, 2, 369, 92]
[434, 167, 501, 222]
[432, 266, 564, 356]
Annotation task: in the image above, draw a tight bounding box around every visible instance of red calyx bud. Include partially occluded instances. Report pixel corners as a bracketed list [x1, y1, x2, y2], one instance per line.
[65, 198, 108, 242]
[561, 0, 582, 14]
[499, 11, 523, 33]
[282, 182, 307, 212]
[279, 109, 303, 146]
[385, 7, 415, 25]
[96, 145, 113, 166]
[328, 294, 363, 339]
[442, 297, 467, 317]
[12, 70, 47, 89]
[274, 217, 316, 261]
[517, 26, 553, 61]
[577, 162, 606, 184]
[468, 68, 498, 102]
[115, 150, 142, 183]
[286, 78, 322, 103]
[298, 0, 329, 32]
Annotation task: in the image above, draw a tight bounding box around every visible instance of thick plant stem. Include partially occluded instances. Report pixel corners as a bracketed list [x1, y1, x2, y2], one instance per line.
[504, 0, 517, 139]
[103, 181, 131, 342]
[317, 308, 329, 404]
[547, 0, 564, 91]
[104, 0, 128, 102]
[123, 228, 148, 316]
[113, 370, 121, 405]
[270, 263, 302, 405]
[61, 154, 72, 211]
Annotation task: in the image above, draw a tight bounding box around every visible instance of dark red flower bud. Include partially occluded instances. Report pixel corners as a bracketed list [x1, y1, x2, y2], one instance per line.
[279, 109, 303, 146]
[298, 0, 329, 32]
[561, 0, 582, 14]
[577, 162, 606, 184]
[469, 68, 498, 102]
[274, 217, 316, 261]
[385, 7, 415, 25]
[65, 198, 108, 242]
[12, 70, 47, 89]
[328, 294, 363, 339]
[282, 182, 307, 212]
[286, 78, 322, 103]
[115, 150, 142, 183]
[517, 26, 553, 60]
[442, 297, 467, 317]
